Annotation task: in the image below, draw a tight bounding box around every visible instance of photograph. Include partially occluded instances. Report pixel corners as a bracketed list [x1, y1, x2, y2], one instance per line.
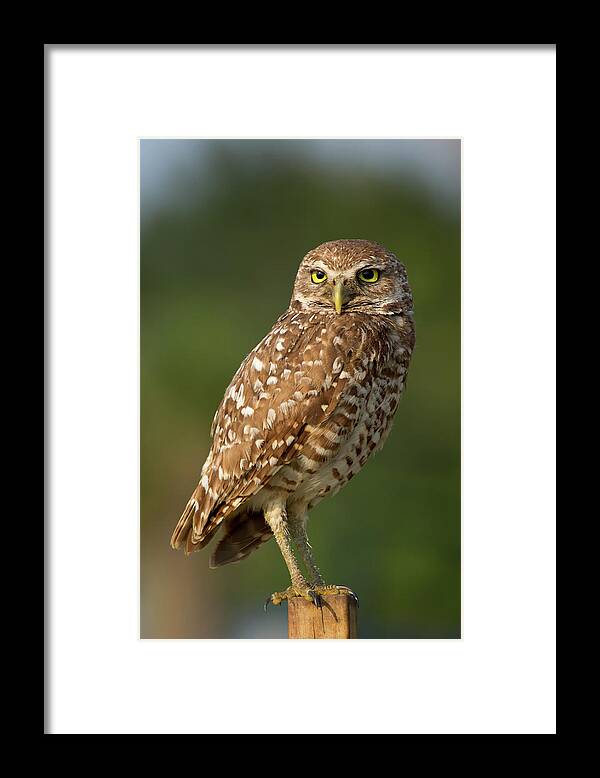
[140, 139, 462, 639]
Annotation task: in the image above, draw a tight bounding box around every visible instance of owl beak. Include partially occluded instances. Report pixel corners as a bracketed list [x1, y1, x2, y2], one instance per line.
[333, 279, 347, 314]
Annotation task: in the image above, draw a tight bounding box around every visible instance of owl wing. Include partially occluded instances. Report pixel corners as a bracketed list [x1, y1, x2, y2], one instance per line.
[171, 309, 372, 554]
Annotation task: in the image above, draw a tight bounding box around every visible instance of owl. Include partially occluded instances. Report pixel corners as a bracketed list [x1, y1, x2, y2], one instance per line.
[171, 239, 415, 607]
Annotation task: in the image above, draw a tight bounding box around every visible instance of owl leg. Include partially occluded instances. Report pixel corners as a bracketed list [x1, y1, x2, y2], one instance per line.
[263, 501, 318, 607]
[287, 511, 359, 606]
[288, 514, 325, 587]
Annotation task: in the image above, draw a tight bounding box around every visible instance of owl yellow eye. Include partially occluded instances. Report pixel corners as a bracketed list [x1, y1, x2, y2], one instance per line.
[358, 268, 380, 283]
[311, 269, 327, 284]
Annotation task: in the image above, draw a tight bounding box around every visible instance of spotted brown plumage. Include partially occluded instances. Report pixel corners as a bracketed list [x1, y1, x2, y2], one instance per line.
[171, 239, 415, 606]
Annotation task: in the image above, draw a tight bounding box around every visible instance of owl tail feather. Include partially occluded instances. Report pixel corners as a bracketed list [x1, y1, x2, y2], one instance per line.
[170, 499, 195, 550]
[170, 496, 218, 555]
[209, 512, 273, 568]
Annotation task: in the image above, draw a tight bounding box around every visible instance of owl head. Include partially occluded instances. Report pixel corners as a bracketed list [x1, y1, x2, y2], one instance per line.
[290, 239, 413, 317]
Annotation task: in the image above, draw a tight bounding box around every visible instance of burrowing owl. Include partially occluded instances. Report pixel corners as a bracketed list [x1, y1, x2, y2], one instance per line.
[171, 239, 415, 606]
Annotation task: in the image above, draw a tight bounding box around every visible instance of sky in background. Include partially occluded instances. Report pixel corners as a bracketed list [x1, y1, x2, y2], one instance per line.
[141, 139, 460, 217]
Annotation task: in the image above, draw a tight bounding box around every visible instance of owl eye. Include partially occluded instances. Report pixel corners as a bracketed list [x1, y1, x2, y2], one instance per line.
[358, 268, 380, 283]
[311, 269, 327, 284]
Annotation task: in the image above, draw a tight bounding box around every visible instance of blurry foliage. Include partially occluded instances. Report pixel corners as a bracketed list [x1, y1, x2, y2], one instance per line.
[141, 141, 460, 638]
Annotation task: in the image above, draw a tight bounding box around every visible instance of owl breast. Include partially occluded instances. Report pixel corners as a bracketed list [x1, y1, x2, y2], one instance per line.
[256, 315, 411, 513]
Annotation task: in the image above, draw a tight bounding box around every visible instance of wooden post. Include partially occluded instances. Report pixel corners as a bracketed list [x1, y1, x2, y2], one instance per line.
[287, 594, 358, 639]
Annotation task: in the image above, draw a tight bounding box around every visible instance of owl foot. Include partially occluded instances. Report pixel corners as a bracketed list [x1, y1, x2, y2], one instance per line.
[265, 584, 358, 611]
[265, 585, 321, 611]
[312, 585, 359, 607]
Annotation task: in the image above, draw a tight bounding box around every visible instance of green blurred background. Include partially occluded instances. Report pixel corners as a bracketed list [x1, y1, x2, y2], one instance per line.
[141, 139, 461, 638]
